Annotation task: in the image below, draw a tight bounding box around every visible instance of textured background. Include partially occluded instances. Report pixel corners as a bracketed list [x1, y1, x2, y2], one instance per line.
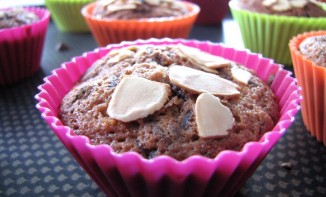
[0, 14, 326, 197]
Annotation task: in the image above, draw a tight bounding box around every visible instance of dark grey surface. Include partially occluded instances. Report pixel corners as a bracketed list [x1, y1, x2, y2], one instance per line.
[0, 14, 326, 197]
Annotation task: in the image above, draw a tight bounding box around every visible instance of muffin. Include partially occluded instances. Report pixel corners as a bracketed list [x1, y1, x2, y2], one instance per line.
[82, 0, 200, 46]
[0, 7, 50, 85]
[230, 0, 326, 65]
[184, 0, 230, 25]
[0, 8, 39, 28]
[289, 30, 326, 146]
[59, 44, 280, 161]
[36, 38, 301, 196]
[45, 0, 93, 32]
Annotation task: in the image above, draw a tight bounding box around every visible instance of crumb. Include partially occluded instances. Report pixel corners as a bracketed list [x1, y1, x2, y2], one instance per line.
[56, 42, 69, 52]
[281, 161, 293, 170]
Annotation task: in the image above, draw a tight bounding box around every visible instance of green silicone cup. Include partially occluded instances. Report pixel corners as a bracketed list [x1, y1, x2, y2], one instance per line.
[45, 0, 93, 32]
[229, 1, 326, 66]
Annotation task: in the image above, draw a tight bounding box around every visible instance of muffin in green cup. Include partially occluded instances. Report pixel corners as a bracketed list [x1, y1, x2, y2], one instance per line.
[45, 0, 93, 32]
[229, 0, 326, 66]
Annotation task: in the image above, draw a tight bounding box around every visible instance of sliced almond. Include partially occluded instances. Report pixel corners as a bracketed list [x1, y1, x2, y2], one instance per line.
[134, 46, 149, 60]
[262, 0, 277, 6]
[145, 0, 161, 6]
[128, 0, 143, 5]
[231, 65, 252, 85]
[272, 0, 291, 11]
[195, 93, 234, 137]
[169, 65, 240, 96]
[193, 64, 219, 74]
[177, 44, 231, 69]
[107, 48, 120, 57]
[101, 0, 117, 7]
[289, 0, 308, 8]
[125, 45, 139, 52]
[107, 3, 137, 13]
[108, 49, 135, 64]
[107, 76, 170, 122]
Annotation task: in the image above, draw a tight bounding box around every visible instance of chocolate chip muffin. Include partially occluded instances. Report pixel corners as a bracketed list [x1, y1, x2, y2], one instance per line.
[59, 45, 280, 161]
[0, 8, 39, 29]
[92, 0, 188, 19]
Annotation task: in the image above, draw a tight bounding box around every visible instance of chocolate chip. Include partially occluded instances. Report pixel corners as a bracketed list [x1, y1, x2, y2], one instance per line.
[181, 110, 192, 129]
[171, 84, 186, 99]
[56, 42, 69, 52]
[281, 161, 293, 170]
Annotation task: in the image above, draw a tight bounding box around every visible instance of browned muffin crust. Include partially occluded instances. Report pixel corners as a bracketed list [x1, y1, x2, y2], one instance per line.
[59, 45, 280, 161]
[0, 8, 39, 29]
[299, 35, 326, 67]
[233, 0, 326, 17]
[93, 0, 188, 20]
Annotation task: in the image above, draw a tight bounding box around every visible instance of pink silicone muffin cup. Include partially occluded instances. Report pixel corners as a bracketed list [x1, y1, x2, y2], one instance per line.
[35, 38, 301, 197]
[0, 7, 50, 85]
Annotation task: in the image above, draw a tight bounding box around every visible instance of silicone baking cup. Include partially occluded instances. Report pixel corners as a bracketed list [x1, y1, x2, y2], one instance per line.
[81, 1, 200, 46]
[229, 0, 326, 66]
[45, 0, 93, 32]
[0, 7, 50, 85]
[289, 31, 326, 146]
[36, 38, 301, 196]
[184, 0, 230, 25]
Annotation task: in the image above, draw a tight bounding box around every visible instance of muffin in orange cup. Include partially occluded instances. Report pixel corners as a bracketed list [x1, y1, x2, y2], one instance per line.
[289, 30, 326, 146]
[81, 0, 200, 46]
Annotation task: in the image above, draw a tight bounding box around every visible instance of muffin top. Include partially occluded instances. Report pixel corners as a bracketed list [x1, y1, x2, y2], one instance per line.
[299, 34, 326, 67]
[0, 8, 39, 29]
[59, 44, 280, 161]
[92, 0, 189, 19]
[233, 0, 326, 17]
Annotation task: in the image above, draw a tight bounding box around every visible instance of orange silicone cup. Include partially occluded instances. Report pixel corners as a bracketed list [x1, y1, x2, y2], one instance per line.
[289, 30, 326, 146]
[82, 1, 200, 46]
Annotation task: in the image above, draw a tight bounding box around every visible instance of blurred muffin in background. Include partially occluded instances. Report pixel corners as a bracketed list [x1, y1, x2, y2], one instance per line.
[45, 0, 93, 32]
[82, 0, 200, 46]
[184, 0, 230, 25]
[0, 8, 39, 28]
[230, 0, 326, 65]
[0, 7, 50, 85]
[289, 30, 326, 146]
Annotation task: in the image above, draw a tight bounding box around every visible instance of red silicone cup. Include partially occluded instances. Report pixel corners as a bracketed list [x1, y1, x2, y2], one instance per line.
[0, 7, 50, 85]
[36, 38, 301, 197]
[184, 0, 230, 25]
